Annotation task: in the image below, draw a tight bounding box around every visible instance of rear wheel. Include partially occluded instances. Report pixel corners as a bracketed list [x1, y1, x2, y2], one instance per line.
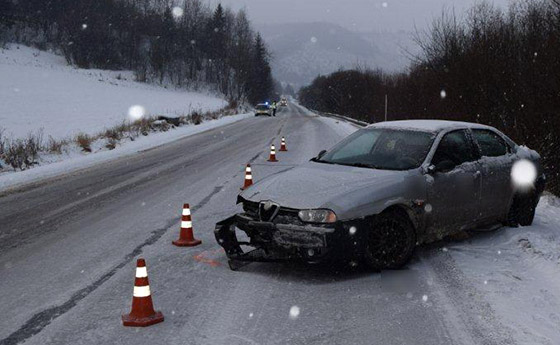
[507, 192, 538, 227]
[364, 210, 416, 270]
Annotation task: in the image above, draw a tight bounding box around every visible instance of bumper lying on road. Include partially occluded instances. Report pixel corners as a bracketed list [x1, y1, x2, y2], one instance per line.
[214, 213, 349, 265]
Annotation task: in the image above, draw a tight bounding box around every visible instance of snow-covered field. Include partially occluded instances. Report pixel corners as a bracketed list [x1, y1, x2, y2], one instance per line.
[0, 44, 226, 139]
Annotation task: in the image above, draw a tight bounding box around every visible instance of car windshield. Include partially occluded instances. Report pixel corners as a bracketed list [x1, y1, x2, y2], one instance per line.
[256, 104, 269, 110]
[317, 128, 435, 170]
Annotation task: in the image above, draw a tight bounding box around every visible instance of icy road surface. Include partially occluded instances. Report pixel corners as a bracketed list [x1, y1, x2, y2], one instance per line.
[0, 103, 559, 345]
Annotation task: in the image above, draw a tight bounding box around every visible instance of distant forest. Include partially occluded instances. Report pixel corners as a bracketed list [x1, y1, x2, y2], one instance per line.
[299, 0, 560, 194]
[0, 0, 274, 104]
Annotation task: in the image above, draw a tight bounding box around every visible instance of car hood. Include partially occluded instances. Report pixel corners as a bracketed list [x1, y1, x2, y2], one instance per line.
[241, 161, 413, 218]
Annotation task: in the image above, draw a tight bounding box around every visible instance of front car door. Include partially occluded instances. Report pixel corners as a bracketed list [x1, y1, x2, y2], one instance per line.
[425, 129, 482, 240]
[470, 128, 515, 223]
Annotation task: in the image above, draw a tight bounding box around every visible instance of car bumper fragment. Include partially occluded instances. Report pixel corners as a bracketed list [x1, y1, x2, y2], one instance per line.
[214, 213, 338, 265]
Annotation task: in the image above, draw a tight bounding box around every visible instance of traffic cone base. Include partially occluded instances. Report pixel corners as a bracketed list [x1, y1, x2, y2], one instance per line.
[172, 237, 202, 247]
[122, 311, 164, 327]
[173, 204, 202, 247]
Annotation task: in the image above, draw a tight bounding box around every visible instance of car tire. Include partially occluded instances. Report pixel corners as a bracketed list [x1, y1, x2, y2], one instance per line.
[364, 209, 416, 270]
[506, 192, 537, 227]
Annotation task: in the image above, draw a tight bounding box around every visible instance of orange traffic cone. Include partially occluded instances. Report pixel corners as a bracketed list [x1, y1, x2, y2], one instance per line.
[122, 258, 164, 327]
[241, 164, 253, 190]
[172, 204, 202, 247]
[267, 144, 278, 162]
[279, 137, 287, 152]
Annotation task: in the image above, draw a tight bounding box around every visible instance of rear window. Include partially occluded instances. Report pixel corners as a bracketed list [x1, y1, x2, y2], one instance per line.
[472, 129, 509, 157]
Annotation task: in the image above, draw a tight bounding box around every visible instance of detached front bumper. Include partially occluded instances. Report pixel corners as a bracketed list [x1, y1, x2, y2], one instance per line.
[215, 213, 356, 265]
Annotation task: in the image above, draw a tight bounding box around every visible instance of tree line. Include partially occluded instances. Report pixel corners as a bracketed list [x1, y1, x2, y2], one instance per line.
[299, 0, 560, 195]
[0, 0, 274, 104]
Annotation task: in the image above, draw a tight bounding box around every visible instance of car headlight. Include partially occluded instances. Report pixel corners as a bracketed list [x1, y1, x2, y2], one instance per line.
[298, 209, 337, 223]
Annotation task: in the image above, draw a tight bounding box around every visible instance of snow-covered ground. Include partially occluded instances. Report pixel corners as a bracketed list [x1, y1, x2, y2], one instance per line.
[0, 112, 253, 192]
[436, 194, 560, 345]
[0, 44, 226, 139]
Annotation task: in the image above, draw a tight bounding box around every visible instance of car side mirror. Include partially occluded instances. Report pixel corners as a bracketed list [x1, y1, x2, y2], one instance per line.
[431, 160, 456, 173]
[311, 150, 327, 162]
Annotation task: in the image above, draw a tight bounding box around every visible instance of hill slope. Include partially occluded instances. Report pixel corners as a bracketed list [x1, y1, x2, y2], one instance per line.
[0, 44, 226, 139]
[258, 22, 416, 88]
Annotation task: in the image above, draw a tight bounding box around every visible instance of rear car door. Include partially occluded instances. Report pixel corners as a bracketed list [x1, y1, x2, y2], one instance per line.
[471, 129, 515, 222]
[426, 129, 482, 238]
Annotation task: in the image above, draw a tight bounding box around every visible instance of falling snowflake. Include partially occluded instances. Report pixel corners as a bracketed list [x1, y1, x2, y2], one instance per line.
[349, 226, 357, 235]
[424, 204, 433, 213]
[382, 2, 388, 8]
[484, 280, 488, 285]
[440, 90, 447, 99]
[422, 295, 428, 302]
[81, 24, 88, 30]
[128, 105, 146, 120]
[310, 36, 318, 43]
[511, 159, 537, 188]
[289, 306, 300, 319]
[172, 7, 183, 19]
[249, 312, 254, 318]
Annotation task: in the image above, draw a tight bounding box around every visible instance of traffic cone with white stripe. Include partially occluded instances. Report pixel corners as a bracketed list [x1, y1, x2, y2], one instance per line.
[267, 144, 278, 162]
[173, 204, 202, 247]
[241, 164, 253, 190]
[122, 258, 164, 327]
[279, 137, 288, 152]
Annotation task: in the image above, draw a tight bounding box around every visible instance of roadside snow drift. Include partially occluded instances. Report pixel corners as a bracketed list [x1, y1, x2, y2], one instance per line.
[0, 44, 226, 139]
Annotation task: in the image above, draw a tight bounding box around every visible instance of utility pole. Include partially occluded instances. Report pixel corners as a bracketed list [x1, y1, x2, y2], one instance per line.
[384, 94, 388, 122]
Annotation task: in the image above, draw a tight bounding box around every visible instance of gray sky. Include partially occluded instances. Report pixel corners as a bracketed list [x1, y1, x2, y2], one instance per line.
[211, 0, 511, 32]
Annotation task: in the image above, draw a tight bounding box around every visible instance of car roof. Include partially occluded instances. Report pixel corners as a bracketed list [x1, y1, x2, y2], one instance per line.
[368, 119, 495, 133]
[257, 103, 269, 107]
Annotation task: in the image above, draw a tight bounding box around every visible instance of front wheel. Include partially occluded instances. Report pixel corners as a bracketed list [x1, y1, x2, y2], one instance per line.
[506, 192, 538, 227]
[364, 210, 416, 270]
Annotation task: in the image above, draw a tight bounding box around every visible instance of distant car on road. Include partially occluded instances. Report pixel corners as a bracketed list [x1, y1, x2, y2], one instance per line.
[280, 98, 288, 106]
[215, 120, 546, 270]
[255, 103, 272, 117]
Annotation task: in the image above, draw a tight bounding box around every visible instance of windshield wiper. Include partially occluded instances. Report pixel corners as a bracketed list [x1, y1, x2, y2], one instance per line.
[343, 162, 379, 169]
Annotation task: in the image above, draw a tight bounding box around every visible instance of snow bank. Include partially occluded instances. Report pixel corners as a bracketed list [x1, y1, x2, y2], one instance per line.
[0, 44, 226, 139]
[0, 112, 252, 192]
[442, 194, 560, 344]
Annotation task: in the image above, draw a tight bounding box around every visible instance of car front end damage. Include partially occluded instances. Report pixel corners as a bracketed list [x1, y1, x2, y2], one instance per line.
[215, 196, 367, 268]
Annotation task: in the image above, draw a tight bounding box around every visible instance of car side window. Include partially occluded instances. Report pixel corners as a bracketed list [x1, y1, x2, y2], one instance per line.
[471, 129, 509, 157]
[431, 130, 476, 168]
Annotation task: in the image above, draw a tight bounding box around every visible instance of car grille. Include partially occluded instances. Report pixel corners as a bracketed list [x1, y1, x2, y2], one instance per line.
[242, 200, 304, 225]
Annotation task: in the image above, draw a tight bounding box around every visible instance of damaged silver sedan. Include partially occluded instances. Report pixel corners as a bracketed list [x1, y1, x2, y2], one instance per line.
[215, 120, 546, 270]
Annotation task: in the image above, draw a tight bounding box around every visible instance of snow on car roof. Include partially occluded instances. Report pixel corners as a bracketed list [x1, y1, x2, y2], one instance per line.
[368, 119, 494, 133]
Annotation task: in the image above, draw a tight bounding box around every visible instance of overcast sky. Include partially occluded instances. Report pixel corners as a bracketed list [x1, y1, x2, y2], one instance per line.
[211, 0, 511, 32]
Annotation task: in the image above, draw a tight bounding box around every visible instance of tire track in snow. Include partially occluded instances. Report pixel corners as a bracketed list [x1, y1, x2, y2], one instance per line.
[421, 249, 518, 345]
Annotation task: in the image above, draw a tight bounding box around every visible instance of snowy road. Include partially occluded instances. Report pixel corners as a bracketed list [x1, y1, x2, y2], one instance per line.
[1, 104, 559, 345]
